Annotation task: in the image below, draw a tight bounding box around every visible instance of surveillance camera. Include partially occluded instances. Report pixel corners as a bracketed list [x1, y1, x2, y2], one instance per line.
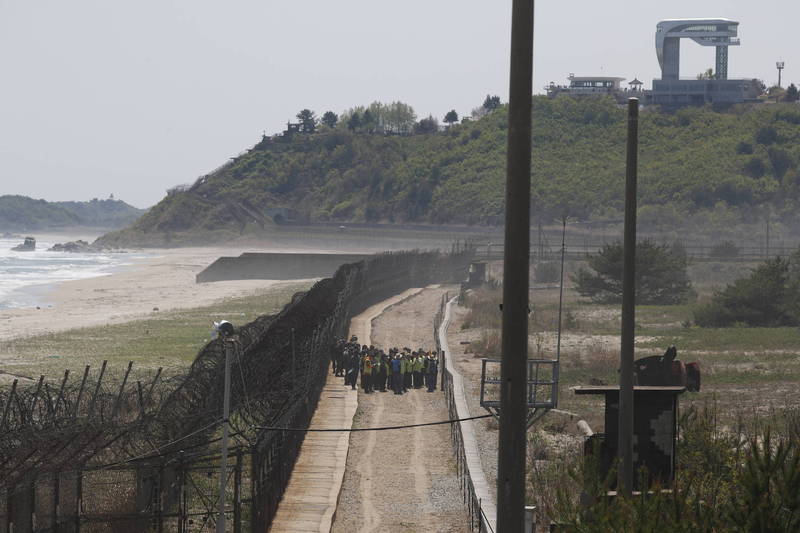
[214, 320, 235, 337]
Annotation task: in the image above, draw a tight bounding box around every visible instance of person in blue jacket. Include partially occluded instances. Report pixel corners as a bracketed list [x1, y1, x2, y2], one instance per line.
[391, 353, 403, 394]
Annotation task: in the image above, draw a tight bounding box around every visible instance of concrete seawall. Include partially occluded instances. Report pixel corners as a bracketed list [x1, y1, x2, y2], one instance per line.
[195, 252, 371, 282]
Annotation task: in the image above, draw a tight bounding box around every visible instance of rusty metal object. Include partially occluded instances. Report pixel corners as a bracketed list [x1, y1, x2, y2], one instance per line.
[634, 346, 701, 392]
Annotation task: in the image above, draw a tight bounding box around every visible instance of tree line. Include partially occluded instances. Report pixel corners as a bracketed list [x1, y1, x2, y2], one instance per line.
[573, 239, 800, 329]
[290, 94, 502, 136]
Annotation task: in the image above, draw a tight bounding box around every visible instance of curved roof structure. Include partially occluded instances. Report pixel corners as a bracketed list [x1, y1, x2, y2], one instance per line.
[656, 18, 739, 80]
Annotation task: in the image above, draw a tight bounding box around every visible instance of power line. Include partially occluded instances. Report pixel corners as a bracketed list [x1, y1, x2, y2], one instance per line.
[91, 418, 224, 470]
[256, 413, 492, 433]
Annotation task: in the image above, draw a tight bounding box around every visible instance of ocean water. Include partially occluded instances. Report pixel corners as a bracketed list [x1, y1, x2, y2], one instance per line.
[0, 236, 141, 310]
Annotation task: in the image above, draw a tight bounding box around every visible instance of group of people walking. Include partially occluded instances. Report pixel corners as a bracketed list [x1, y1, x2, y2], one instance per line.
[331, 337, 440, 394]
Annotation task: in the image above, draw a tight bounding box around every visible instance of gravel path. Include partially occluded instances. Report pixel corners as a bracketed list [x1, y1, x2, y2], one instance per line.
[331, 286, 471, 533]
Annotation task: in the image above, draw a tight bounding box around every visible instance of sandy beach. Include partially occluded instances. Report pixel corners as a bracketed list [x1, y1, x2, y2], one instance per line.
[0, 246, 303, 342]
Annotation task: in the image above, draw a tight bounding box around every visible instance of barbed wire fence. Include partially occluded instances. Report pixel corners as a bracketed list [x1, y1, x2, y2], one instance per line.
[0, 247, 473, 532]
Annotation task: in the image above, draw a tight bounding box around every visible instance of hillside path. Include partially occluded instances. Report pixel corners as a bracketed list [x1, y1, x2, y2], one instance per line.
[331, 286, 471, 533]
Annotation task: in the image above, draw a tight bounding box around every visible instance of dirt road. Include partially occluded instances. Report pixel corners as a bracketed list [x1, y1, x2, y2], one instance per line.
[331, 286, 470, 533]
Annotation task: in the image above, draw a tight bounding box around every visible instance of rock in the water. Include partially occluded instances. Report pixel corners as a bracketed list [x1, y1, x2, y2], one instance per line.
[11, 236, 36, 251]
[48, 240, 92, 252]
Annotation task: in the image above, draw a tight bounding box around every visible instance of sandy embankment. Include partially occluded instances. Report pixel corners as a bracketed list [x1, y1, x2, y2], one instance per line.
[0, 247, 294, 342]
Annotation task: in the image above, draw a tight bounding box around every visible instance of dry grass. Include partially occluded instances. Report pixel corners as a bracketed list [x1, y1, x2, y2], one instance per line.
[457, 265, 800, 531]
[0, 281, 311, 381]
[466, 329, 501, 358]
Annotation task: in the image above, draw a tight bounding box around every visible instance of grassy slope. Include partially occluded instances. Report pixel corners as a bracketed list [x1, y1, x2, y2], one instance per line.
[98, 99, 800, 247]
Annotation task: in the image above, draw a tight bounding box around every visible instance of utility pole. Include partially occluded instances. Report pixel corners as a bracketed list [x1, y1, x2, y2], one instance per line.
[498, 0, 534, 530]
[618, 98, 640, 496]
[554, 217, 568, 408]
[217, 337, 234, 533]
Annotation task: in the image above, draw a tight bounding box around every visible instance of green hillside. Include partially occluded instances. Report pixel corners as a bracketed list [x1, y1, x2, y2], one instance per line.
[0, 196, 145, 232]
[98, 97, 800, 246]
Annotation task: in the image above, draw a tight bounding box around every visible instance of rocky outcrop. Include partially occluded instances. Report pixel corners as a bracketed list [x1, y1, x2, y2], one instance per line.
[47, 240, 125, 253]
[48, 240, 92, 252]
[11, 237, 36, 251]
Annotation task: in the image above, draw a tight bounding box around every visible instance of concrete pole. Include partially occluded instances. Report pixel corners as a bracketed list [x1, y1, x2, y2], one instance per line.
[498, 0, 534, 530]
[217, 339, 233, 533]
[618, 98, 639, 496]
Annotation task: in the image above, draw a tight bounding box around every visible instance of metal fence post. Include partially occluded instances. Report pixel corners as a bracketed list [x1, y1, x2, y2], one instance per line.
[217, 339, 234, 533]
[234, 449, 242, 533]
[53, 472, 60, 533]
[440, 351, 446, 391]
[155, 464, 164, 533]
[75, 471, 82, 533]
[178, 453, 187, 533]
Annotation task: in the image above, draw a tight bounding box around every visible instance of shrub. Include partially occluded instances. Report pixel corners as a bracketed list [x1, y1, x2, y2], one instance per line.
[755, 125, 778, 145]
[768, 147, 793, 179]
[550, 406, 800, 532]
[735, 141, 754, 154]
[743, 156, 766, 178]
[572, 240, 693, 304]
[694, 253, 800, 327]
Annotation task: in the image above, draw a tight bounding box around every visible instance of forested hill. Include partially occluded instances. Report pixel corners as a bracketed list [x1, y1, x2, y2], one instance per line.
[98, 97, 800, 246]
[0, 196, 145, 232]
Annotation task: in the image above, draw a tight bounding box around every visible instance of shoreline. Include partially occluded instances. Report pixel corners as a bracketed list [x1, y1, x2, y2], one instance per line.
[0, 246, 305, 342]
[4, 250, 156, 310]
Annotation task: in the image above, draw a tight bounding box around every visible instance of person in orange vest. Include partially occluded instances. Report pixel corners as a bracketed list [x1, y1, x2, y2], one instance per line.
[361, 352, 374, 393]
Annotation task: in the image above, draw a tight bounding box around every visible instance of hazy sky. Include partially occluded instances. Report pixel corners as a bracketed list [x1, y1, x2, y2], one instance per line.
[0, 0, 796, 208]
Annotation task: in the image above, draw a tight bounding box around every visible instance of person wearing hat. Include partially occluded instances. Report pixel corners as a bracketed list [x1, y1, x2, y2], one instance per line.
[413, 351, 426, 389]
[343, 335, 359, 384]
[402, 352, 412, 393]
[425, 351, 439, 392]
[344, 345, 360, 390]
[383, 350, 393, 392]
[391, 353, 403, 394]
[376, 351, 388, 392]
[332, 338, 345, 377]
[361, 352, 374, 393]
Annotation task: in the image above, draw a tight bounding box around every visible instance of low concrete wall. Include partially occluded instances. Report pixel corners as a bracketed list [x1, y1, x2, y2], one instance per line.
[439, 296, 497, 532]
[196, 252, 371, 282]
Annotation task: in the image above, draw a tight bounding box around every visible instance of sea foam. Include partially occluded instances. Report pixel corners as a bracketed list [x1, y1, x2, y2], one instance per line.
[0, 237, 138, 309]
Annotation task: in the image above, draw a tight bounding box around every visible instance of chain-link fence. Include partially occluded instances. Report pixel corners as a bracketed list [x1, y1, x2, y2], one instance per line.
[0, 249, 472, 532]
